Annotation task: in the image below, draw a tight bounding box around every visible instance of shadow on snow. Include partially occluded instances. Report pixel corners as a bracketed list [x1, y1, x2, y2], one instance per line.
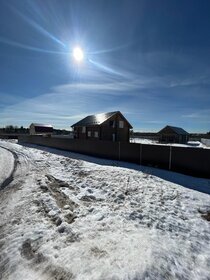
[19, 142, 210, 196]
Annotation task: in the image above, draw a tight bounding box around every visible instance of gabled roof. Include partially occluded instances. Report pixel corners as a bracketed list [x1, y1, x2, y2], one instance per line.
[71, 111, 132, 128]
[159, 125, 189, 135]
[30, 123, 53, 128]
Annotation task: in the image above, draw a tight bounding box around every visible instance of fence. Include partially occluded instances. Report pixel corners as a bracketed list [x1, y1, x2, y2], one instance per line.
[0, 134, 19, 139]
[18, 135, 210, 179]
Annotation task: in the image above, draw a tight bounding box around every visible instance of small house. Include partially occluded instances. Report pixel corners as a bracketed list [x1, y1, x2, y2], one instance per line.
[71, 111, 132, 142]
[29, 123, 53, 136]
[158, 125, 189, 144]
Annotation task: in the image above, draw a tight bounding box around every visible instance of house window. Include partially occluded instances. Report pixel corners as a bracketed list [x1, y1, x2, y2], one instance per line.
[119, 121, 124, 128]
[82, 126, 86, 133]
[109, 120, 115, 127]
[94, 131, 99, 138]
[88, 131, 91, 137]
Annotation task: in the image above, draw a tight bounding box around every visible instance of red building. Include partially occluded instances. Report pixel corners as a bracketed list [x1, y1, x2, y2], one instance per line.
[29, 123, 53, 136]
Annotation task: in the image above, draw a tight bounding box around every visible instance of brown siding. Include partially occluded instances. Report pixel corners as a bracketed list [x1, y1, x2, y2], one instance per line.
[101, 112, 130, 142]
[74, 126, 101, 140]
[86, 126, 100, 140]
[74, 112, 130, 142]
[159, 127, 189, 144]
[74, 127, 86, 140]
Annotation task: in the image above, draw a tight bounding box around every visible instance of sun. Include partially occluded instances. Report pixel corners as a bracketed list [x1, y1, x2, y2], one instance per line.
[73, 47, 84, 62]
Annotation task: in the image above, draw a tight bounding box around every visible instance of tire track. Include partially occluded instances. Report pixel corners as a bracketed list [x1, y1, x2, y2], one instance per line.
[0, 146, 18, 190]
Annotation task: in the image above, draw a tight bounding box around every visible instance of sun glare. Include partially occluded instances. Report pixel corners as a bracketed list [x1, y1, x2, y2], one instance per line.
[73, 47, 84, 62]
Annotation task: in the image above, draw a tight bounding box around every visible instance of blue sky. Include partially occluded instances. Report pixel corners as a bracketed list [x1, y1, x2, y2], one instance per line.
[0, 0, 210, 132]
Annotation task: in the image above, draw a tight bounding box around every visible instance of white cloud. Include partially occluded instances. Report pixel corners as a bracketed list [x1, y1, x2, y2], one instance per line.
[1, 55, 210, 129]
[182, 109, 210, 119]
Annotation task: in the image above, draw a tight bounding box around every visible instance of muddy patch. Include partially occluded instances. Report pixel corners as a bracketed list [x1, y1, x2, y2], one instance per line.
[20, 238, 46, 264]
[198, 207, 210, 222]
[44, 264, 74, 280]
[44, 175, 78, 211]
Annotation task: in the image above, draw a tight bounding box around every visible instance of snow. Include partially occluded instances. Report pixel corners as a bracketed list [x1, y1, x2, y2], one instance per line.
[201, 138, 210, 147]
[0, 146, 14, 186]
[0, 139, 210, 280]
[130, 138, 209, 148]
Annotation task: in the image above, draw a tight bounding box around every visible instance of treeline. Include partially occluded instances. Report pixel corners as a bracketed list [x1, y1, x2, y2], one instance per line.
[0, 125, 28, 134]
[132, 131, 210, 141]
[53, 128, 71, 135]
[0, 125, 70, 135]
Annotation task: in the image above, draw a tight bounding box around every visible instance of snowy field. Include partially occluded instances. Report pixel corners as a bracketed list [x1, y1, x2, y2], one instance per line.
[0, 146, 14, 187]
[130, 138, 209, 148]
[0, 139, 210, 280]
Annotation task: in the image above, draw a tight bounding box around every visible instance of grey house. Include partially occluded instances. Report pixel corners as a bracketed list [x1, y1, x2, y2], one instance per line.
[158, 125, 189, 144]
[71, 111, 132, 142]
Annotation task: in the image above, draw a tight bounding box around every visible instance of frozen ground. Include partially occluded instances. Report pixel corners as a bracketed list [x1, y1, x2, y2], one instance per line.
[0, 139, 210, 280]
[0, 146, 14, 187]
[130, 138, 209, 148]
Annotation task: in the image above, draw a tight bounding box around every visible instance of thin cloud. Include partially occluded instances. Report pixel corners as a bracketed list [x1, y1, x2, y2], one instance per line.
[182, 109, 210, 119]
[0, 92, 24, 105]
[7, 2, 66, 48]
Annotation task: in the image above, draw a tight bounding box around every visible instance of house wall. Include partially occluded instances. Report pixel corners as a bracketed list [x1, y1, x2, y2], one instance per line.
[101, 113, 130, 142]
[29, 125, 36, 135]
[73, 113, 130, 142]
[159, 134, 189, 144]
[74, 127, 83, 139]
[74, 126, 100, 140]
[158, 127, 189, 144]
[29, 125, 53, 136]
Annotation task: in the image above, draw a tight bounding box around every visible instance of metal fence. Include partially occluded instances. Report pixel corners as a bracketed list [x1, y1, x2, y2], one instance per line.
[18, 135, 210, 178]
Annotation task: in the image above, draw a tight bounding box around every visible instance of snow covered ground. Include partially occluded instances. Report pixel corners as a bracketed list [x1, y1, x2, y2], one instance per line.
[130, 138, 209, 148]
[0, 146, 14, 187]
[0, 139, 210, 280]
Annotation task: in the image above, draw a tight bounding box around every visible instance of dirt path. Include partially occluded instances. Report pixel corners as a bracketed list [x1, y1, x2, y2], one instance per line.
[0, 146, 17, 189]
[0, 142, 42, 280]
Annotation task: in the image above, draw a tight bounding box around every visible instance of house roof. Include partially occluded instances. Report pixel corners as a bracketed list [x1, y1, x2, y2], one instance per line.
[30, 123, 53, 128]
[71, 111, 132, 128]
[159, 125, 189, 135]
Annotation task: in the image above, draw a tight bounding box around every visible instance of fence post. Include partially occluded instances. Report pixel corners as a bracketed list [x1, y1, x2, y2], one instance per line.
[118, 142, 121, 161]
[169, 146, 172, 170]
[140, 144, 142, 165]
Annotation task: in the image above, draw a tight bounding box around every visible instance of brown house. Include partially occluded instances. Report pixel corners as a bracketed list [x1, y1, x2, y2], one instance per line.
[158, 125, 189, 144]
[71, 111, 132, 142]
